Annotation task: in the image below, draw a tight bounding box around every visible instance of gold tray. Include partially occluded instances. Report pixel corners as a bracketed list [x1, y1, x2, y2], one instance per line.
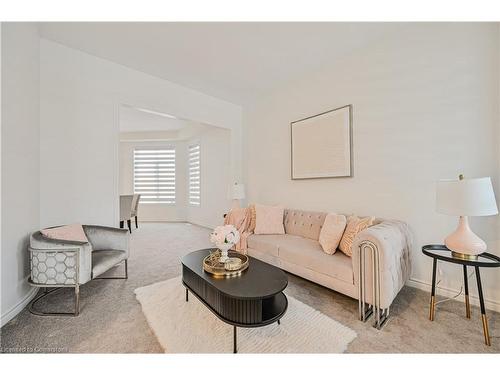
[203, 250, 249, 278]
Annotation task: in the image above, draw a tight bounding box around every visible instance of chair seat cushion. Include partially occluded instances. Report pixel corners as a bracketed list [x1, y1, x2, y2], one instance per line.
[278, 236, 354, 284]
[92, 250, 127, 278]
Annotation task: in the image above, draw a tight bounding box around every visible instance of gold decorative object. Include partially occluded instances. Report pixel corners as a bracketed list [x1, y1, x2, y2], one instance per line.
[225, 258, 242, 271]
[203, 250, 249, 277]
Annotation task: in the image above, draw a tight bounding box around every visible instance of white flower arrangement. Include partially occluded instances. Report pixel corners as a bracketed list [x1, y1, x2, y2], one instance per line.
[210, 225, 240, 249]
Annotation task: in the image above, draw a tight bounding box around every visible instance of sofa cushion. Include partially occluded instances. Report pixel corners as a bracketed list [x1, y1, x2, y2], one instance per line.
[279, 236, 354, 284]
[284, 209, 327, 241]
[247, 234, 283, 257]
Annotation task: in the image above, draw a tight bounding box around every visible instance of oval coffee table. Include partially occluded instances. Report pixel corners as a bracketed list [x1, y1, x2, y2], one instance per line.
[182, 249, 288, 353]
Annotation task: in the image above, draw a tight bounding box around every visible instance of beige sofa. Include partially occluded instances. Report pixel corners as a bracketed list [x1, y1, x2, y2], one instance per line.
[246, 209, 412, 328]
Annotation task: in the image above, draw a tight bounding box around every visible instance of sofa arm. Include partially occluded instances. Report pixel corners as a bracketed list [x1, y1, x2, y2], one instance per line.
[352, 220, 413, 309]
[83, 225, 130, 256]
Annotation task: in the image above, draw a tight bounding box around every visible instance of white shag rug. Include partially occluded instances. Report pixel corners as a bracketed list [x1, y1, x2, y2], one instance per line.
[135, 277, 357, 353]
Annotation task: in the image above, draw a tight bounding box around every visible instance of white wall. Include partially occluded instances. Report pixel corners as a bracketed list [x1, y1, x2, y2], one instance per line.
[1, 23, 40, 324]
[119, 139, 188, 222]
[243, 23, 500, 310]
[40, 39, 242, 228]
[187, 127, 232, 229]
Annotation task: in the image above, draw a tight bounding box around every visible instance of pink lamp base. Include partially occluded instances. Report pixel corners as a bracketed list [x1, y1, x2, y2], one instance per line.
[444, 216, 486, 258]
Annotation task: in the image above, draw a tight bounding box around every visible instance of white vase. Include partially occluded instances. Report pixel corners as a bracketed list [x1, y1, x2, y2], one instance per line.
[218, 243, 233, 263]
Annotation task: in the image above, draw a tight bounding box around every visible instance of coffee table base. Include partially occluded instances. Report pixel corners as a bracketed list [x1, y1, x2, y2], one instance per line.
[184, 286, 287, 353]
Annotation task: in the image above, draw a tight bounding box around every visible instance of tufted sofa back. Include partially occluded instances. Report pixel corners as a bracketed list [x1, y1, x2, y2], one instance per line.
[283, 209, 327, 241]
[283, 209, 384, 241]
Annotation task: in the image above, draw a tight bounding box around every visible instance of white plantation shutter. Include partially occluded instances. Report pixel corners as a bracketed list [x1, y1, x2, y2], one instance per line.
[188, 144, 201, 206]
[134, 148, 176, 204]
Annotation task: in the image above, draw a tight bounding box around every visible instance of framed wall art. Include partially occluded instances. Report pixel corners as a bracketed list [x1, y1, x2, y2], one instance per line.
[291, 104, 352, 180]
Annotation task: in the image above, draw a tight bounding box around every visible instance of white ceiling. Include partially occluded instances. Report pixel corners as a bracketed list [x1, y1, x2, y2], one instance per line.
[39, 22, 400, 104]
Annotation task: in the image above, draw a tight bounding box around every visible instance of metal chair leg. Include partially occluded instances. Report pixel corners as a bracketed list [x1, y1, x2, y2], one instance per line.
[29, 286, 80, 316]
[74, 285, 80, 316]
[29, 255, 128, 317]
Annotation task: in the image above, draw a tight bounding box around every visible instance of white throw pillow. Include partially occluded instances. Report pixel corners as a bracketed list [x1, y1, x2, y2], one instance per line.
[319, 213, 347, 255]
[254, 204, 285, 235]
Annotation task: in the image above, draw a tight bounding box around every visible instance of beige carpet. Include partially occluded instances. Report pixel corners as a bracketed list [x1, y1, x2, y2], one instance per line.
[1, 223, 499, 353]
[135, 276, 357, 353]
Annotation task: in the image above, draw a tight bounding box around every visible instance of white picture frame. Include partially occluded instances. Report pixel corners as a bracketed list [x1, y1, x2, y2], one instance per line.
[291, 104, 352, 180]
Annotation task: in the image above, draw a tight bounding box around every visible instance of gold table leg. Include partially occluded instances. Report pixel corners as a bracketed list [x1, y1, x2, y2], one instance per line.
[463, 265, 471, 319]
[465, 295, 471, 319]
[475, 267, 491, 346]
[429, 296, 435, 321]
[481, 314, 491, 346]
[429, 258, 437, 321]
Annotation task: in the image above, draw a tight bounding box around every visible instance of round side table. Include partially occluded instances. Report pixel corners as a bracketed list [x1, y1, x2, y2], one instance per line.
[422, 244, 500, 346]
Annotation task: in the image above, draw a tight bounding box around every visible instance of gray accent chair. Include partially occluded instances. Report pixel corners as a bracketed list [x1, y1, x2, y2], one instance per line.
[131, 194, 141, 229]
[119, 195, 134, 233]
[28, 225, 129, 316]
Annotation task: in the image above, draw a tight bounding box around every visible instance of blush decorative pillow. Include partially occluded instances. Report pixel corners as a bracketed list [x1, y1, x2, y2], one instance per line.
[319, 213, 347, 255]
[339, 215, 375, 257]
[254, 204, 285, 235]
[40, 223, 89, 243]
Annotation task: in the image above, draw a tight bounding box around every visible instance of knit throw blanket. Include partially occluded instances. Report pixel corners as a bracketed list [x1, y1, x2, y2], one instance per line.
[223, 207, 253, 251]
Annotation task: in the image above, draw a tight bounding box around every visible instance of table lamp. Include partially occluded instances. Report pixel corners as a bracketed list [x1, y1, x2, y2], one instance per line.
[436, 175, 498, 259]
[230, 183, 245, 210]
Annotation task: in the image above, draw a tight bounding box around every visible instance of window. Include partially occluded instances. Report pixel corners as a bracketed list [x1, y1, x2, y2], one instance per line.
[188, 143, 201, 206]
[134, 148, 176, 204]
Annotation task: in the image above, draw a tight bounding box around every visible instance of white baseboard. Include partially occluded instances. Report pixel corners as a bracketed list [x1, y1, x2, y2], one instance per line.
[406, 278, 500, 313]
[1, 286, 39, 327]
[187, 221, 214, 230]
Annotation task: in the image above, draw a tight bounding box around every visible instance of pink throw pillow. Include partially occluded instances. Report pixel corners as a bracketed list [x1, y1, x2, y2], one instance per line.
[254, 204, 285, 235]
[40, 224, 89, 243]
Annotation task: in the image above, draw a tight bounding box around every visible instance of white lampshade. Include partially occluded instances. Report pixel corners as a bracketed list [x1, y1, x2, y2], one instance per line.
[231, 183, 246, 200]
[436, 177, 498, 217]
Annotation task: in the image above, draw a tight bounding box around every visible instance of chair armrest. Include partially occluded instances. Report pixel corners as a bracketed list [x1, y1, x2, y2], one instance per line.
[29, 231, 93, 284]
[352, 220, 413, 308]
[83, 225, 129, 256]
